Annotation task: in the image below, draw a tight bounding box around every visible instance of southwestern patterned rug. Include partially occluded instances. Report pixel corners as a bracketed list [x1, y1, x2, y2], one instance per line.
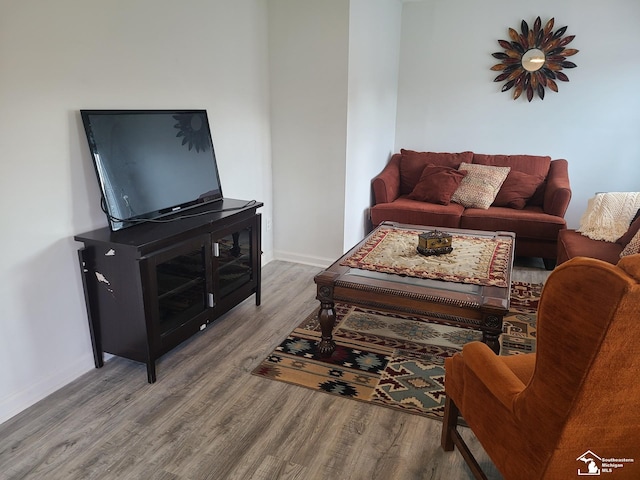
[252, 281, 541, 421]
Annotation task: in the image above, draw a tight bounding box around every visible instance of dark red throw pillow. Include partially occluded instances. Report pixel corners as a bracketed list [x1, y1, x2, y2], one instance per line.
[492, 170, 545, 209]
[408, 165, 467, 205]
[399, 149, 473, 194]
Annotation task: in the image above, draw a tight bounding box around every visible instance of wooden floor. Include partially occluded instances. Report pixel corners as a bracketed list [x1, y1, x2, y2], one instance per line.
[0, 260, 549, 480]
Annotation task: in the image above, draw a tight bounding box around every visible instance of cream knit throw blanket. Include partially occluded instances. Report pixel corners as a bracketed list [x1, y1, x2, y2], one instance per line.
[578, 192, 640, 242]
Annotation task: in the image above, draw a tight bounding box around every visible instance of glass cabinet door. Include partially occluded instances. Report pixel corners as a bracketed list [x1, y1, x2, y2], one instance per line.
[155, 242, 210, 337]
[215, 226, 253, 300]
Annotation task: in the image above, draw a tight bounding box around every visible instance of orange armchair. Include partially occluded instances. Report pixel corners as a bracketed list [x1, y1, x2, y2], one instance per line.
[441, 255, 640, 480]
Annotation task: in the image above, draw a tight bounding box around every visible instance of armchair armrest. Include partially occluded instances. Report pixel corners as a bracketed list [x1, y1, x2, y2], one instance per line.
[372, 154, 402, 204]
[462, 342, 526, 412]
[543, 159, 571, 217]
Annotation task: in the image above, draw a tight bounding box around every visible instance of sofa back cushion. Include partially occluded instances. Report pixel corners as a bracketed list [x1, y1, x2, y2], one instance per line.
[472, 153, 551, 178]
[399, 149, 473, 195]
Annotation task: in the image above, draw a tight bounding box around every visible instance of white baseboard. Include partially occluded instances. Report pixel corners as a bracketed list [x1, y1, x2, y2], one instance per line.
[0, 354, 95, 426]
[261, 250, 274, 266]
[273, 250, 333, 268]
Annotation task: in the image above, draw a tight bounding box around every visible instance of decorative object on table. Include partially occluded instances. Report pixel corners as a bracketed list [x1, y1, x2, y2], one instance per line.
[417, 230, 453, 256]
[491, 16, 578, 101]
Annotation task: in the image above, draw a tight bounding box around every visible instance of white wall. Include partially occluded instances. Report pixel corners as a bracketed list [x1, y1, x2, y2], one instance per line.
[268, 0, 350, 266]
[344, 0, 402, 252]
[395, 0, 640, 228]
[0, 0, 273, 424]
[268, 0, 402, 264]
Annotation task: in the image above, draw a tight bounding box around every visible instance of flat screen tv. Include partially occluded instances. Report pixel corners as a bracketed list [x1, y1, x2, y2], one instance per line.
[81, 109, 223, 231]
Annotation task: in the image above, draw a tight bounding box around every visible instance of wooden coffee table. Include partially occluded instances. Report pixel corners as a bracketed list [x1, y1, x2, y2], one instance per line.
[314, 222, 515, 356]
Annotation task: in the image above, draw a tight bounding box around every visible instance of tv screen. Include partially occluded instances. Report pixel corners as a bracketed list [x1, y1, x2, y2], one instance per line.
[81, 110, 223, 231]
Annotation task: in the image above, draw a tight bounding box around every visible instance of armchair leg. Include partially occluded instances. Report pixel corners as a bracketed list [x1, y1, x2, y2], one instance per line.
[441, 396, 489, 480]
[441, 395, 459, 451]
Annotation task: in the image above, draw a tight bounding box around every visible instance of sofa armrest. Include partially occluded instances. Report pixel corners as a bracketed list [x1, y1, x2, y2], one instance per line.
[372, 154, 402, 204]
[462, 341, 526, 413]
[543, 159, 571, 217]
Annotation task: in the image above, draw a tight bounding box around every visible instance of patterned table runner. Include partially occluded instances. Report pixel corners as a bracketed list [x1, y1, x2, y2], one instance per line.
[340, 226, 512, 287]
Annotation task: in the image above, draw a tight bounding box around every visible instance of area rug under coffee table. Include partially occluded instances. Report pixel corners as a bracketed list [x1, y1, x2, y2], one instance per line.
[252, 281, 540, 421]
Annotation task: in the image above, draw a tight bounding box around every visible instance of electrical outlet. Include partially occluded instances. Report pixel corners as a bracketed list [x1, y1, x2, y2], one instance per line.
[266, 218, 272, 231]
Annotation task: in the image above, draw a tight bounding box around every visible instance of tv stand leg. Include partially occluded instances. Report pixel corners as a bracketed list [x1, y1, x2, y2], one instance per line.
[94, 352, 104, 369]
[147, 362, 157, 383]
[78, 249, 104, 369]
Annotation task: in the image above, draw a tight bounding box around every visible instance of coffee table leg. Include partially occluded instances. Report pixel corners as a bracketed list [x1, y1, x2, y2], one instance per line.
[316, 285, 336, 356]
[483, 331, 501, 354]
[482, 314, 502, 354]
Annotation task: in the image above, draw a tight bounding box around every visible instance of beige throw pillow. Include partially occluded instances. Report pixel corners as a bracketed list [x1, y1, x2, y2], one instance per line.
[451, 163, 511, 209]
[620, 229, 640, 257]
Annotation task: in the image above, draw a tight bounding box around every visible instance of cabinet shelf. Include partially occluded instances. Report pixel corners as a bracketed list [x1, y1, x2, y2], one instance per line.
[156, 275, 205, 303]
[219, 257, 251, 274]
[159, 302, 206, 339]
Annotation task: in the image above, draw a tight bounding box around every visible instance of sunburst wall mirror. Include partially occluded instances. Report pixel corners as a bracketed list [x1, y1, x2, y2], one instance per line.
[491, 16, 578, 101]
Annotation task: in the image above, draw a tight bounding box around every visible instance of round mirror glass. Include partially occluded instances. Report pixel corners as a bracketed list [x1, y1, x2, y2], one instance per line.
[522, 48, 545, 72]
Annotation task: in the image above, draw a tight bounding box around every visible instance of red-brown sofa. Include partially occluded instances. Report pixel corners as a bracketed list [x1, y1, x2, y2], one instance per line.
[370, 150, 572, 269]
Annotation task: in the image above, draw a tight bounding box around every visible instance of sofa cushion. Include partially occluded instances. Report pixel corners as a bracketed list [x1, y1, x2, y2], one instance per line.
[451, 163, 510, 209]
[370, 196, 464, 229]
[399, 149, 473, 195]
[407, 165, 467, 205]
[620, 229, 640, 257]
[493, 170, 545, 209]
[472, 153, 551, 178]
[461, 206, 565, 240]
[557, 229, 623, 265]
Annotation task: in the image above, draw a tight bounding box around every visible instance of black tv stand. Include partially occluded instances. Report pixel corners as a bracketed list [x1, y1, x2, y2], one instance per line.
[75, 198, 263, 383]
